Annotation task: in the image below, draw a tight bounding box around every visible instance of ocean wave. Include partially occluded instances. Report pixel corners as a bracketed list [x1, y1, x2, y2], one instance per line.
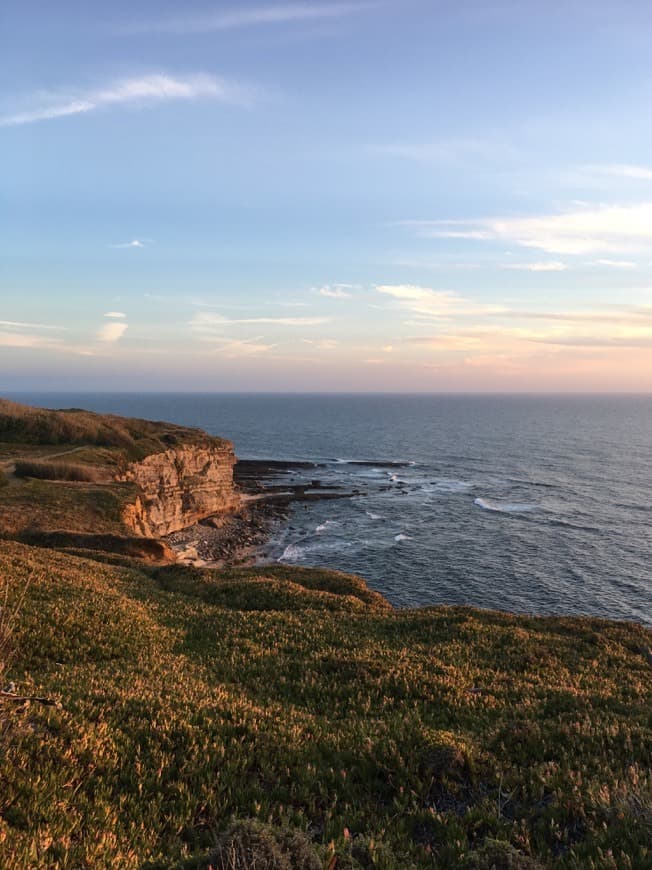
[366, 510, 384, 520]
[280, 537, 353, 562]
[474, 497, 536, 514]
[431, 478, 472, 493]
[315, 520, 339, 533]
[333, 459, 412, 468]
[394, 533, 413, 542]
[280, 543, 306, 561]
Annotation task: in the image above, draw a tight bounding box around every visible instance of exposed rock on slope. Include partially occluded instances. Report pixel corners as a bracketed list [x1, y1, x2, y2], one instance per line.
[119, 443, 240, 537]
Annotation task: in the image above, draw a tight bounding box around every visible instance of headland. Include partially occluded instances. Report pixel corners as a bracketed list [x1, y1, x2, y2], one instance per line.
[0, 399, 650, 868]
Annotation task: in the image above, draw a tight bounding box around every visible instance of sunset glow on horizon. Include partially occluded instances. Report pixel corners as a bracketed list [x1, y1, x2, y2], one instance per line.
[3, 1, 652, 392]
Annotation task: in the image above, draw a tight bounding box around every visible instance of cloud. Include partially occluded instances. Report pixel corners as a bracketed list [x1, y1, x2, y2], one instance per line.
[318, 285, 352, 298]
[375, 285, 505, 319]
[104, 311, 126, 318]
[0, 319, 66, 330]
[590, 259, 636, 269]
[97, 322, 128, 343]
[301, 338, 339, 349]
[191, 312, 329, 331]
[128, 2, 376, 34]
[110, 240, 148, 249]
[0, 73, 248, 127]
[502, 261, 567, 272]
[205, 337, 276, 357]
[0, 331, 95, 355]
[0, 332, 65, 349]
[405, 202, 652, 255]
[529, 333, 652, 348]
[585, 164, 652, 181]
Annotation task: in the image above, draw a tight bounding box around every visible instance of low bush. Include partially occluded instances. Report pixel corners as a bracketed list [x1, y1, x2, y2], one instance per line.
[13, 460, 103, 483]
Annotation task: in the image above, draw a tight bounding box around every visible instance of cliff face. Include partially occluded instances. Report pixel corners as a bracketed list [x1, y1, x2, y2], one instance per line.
[119, 443, 240, 537]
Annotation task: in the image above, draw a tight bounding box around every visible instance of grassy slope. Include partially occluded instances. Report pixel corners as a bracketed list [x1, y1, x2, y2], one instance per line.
[0, 398, 229, 543]
[1, 541, 650, 868]
[0, 398, 228, 461]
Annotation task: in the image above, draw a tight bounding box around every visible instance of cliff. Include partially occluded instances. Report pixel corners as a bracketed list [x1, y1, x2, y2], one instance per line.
[119, 442, 240, 536]
[0, 399, 241, 546]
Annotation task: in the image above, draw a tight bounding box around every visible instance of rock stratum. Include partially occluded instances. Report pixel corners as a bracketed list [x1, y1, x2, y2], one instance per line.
[118, 442, 240, 537]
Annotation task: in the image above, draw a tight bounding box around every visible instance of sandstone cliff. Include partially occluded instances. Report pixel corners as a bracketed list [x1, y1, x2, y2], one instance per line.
[119, 442, 240, 537]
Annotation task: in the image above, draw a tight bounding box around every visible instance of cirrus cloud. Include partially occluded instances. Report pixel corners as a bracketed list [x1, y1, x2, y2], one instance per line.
[404, 202, 652, 256]
[0, 73, 251, 127]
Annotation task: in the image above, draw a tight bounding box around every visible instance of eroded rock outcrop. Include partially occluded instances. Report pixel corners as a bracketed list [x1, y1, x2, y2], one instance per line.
[119, 443, 240, 537]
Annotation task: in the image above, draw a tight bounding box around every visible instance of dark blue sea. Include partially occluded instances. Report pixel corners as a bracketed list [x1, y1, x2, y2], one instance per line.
[9, 393, 652, 626]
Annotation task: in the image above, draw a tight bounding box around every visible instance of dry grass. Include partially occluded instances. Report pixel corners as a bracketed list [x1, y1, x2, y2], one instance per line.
[0, 479, 134, 536]
[13, 459, 106, 483]
[0, 398, 228, 460]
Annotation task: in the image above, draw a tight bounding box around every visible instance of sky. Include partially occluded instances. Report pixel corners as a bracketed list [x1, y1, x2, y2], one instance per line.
[2, 0, 652, 392]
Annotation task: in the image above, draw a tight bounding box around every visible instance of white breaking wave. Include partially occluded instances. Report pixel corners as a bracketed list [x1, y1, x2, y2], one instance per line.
[315, 520, 339, 533]
[366, 511, 383, 520]
[474, 497, 536, 514]
[394, 533, 413, 542]
[280, 543, 306, 561]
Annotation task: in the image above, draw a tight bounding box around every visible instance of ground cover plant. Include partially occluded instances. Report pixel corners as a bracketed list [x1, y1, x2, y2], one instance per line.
[0, 541, 650, 868]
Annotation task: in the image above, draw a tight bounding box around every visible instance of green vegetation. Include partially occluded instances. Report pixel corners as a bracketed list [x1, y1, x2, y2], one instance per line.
[1, 541, 650, 868]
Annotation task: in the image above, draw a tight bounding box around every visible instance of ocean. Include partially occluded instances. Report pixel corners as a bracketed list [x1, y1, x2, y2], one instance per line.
[9, 392, 652, 626]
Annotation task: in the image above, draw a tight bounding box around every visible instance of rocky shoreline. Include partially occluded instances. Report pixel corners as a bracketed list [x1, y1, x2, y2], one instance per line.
[165, 458, 362, 568]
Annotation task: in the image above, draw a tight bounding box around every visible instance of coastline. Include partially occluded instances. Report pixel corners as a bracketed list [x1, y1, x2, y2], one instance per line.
[165, 499, 288, 568]
[165, 457, 360, 569]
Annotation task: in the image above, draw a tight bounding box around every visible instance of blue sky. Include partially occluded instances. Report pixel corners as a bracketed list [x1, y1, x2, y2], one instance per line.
[2, 0, 652, 391]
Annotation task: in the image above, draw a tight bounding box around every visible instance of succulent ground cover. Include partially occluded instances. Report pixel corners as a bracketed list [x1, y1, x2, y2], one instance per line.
[0, 541, 650, 868]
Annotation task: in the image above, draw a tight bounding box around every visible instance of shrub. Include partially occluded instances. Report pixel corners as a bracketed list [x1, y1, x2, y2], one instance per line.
[200, 819, 322, 870]
[13, 460, 103, 483]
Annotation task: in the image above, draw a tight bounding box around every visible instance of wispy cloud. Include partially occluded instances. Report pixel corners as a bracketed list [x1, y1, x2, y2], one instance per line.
[0, 332, 65, 349]
[110, 239, 149, 249]
[104, 311, 126, 318]
[0, 331, 95, 355]
[128, 2, 377, 35]
[404, 202, 652, 255]
[301, 338, 339, 349]
[0, 319, 66, 331]
[192, 312, 329, 331]
[502, 261, 567, 272]
[590, 259, 637, 269]
[0, 73, 249, 127]
[584, 164, 652, 181]
[375, 285, 505, 319]
[204, 337, 276, 357]
[318, 284, 353, 298]
[98, 322, 128, 343]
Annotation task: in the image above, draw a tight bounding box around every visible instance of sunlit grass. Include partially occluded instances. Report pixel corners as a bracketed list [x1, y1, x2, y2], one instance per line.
[1, 541, 650, 868]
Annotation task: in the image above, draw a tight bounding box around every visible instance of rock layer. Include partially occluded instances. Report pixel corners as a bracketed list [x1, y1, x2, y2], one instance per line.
[119, 444, 240, 537]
